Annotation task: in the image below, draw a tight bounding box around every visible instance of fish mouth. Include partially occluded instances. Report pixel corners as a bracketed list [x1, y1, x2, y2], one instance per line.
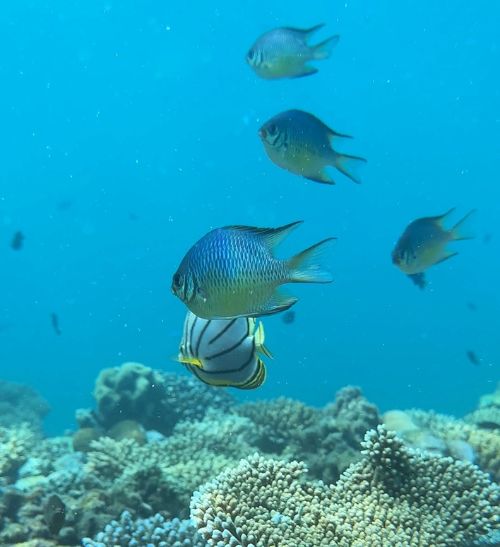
[258, 128, 267, 139]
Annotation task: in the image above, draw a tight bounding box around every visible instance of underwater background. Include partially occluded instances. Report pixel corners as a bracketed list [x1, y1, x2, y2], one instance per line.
[0, 1, 499, 546]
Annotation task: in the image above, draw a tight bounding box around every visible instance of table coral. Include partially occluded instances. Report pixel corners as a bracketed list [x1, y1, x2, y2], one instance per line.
[191, 426, 499, 546]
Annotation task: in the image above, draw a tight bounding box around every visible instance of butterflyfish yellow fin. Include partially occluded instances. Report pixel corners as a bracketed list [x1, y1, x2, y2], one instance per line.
[254, 321, 273, 359]
[176, 355, 204, 369]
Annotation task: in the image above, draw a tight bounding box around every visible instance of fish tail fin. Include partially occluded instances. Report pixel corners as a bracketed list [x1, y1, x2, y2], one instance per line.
[312, 35, 340, 60]
[287, 238, 335, 283]
[254, 320, 273, 359]
[332, 151, 367, 184]
[450, 209, 476, 241]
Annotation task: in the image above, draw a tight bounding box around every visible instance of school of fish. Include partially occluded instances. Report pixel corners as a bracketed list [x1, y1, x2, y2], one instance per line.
[171, 23, 475, 388]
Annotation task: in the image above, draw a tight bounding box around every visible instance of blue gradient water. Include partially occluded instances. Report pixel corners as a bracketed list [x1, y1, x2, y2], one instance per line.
[0, 1, 498, 434]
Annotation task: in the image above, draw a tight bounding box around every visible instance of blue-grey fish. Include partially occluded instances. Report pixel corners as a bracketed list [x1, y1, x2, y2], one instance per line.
[392, 208, 475, 289]
[172, 220, 334, 319]
[246, 24, 339, 80]
[177, 311, 271, 389]
[259, 109, 367, 184]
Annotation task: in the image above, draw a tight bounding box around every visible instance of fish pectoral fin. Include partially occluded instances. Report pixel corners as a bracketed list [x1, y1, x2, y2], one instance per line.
[254, 321, 273, 359]
[407, 273, 426, 289]
[290, 66, 319, 78]
[177, 355, 204, 369]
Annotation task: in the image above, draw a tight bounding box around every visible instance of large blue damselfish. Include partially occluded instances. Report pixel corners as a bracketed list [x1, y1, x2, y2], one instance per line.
[171, 221, 334, 319]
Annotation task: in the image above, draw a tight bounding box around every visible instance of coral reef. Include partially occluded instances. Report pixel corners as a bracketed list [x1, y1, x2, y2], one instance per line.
[466, 383, 500, 430]
[236, 386, 380, 484]
[191, 426, 499, 546]
[0, 424, 38, 484]
[82, 510, 205, 546]
[0, 380, 50, 432]
[80, 362, 234, 436]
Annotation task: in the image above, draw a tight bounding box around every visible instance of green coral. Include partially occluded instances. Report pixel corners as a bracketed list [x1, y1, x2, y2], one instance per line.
[191, 426, 499, 546]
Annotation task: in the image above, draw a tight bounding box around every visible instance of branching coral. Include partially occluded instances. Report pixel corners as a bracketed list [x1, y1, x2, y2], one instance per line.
[191, 426, 499, 546]
[0, 424, 37, 484]
[82, 510, 206, 546]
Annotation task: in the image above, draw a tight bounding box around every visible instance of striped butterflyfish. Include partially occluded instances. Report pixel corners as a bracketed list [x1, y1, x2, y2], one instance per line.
[177, 311, 272, 389]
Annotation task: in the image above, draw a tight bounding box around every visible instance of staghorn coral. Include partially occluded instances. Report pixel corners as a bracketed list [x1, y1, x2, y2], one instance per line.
[82, 510, 206, 546]
[0, 379, 50, 432]
[191, 426, 499, 546]
[0, 424, 37, 484]
[84, 362, 234, 435]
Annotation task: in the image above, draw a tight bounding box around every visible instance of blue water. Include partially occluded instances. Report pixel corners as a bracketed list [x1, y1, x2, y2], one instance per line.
[0, 1, 498, 435]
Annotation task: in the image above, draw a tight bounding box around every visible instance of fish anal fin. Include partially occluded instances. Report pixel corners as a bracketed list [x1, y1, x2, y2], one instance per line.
[257, 292, 298, 317]
[408, 273, 426, 289]
[304, 171, 335, 184]
[289, 66, 318, 79]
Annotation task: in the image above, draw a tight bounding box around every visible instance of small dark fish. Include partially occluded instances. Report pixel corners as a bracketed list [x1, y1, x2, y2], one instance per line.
[392, 208, 475, 288]
[172, 220, 334, 319]
[43, 494, 65, 535]
[50, 313, 61, 336]
[10, 231, 25, 250]
[466, 301, 477, 311]
[466, 350, 480, 366]
[128, 211, 139, 221]
[246, 24, 339, 80]
[177, 311, 271, 389]
[282, 310, 296, 324]
[483, 233, 492, 244]
[259, 109, 366, 185]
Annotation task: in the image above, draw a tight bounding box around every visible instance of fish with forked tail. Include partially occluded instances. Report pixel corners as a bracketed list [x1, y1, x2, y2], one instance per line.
[246, 24, 339, 80]
[392, 208, 475, 288]
[259, 109, 366, 185]
[171, 221, 334, 319]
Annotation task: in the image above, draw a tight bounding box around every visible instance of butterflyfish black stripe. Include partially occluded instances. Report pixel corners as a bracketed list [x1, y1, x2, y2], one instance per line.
[195, 319, 212, 356]
[205, 320, 250, 360]
[208, 317, 238, 345]
[188, 315, 198, 357]
[201, 338, 256, 375]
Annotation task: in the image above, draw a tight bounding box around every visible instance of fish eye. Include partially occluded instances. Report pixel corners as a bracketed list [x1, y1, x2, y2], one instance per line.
[247, 49, 255, 60]
[173, 272, 182, 288]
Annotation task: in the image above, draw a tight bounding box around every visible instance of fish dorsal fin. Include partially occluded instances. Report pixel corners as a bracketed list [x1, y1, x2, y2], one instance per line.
[252, 320, 273, 359]
[225, 221, 303, 249]
[281, 23, 325, 38]
[433, 207, 456, 226]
